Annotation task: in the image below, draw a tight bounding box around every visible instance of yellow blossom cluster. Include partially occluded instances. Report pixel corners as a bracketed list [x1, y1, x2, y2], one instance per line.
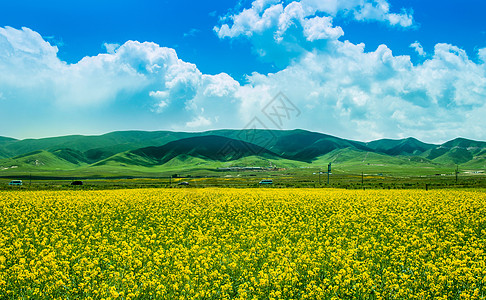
[0, 188, 485, 299]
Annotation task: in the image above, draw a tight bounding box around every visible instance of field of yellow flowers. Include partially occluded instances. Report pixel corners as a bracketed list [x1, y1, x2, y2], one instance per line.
[1, 188, 485, 299]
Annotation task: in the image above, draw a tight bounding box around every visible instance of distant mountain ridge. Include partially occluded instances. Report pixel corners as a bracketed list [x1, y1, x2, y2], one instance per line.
[0, 130, 485, 175]
[95, 135, 283, 167]
[366, 137, 436, 156]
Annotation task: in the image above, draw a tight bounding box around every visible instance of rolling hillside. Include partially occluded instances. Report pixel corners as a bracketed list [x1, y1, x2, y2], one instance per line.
[0, 131, 197, 161]
[366, 137, 436, 156]
[0, 130, 485, 177]
[95, 135, 283, 167]
[0, 150, 86, 171]
[421, 138, 486, 167]
[204, 129, 372, 160]
[0, 136, 17, 159]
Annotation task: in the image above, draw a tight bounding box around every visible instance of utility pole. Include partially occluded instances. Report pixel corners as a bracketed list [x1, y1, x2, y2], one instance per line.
[361, 172, 364, 186]
[327, 163, 331, 185]
[455, 165, 459, 184]
[318, 170, 321, 185]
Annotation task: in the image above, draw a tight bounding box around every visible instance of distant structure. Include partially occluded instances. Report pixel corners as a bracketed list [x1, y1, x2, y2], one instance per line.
[217, 166, 285, 171]
[218, 167, 263, 171]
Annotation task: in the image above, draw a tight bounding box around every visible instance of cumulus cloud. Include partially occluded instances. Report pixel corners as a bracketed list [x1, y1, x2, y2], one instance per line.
[352, 0, 413, 27]
[410, 41, 426, 56]
[202, 73, 239, 98]
[214, 0, 412, 67]
[149, 91, 169, 112]
[0, 26, 241, 110]
[215, 0, 413, 40]
[215, 1, 346, 42]
[186, 115, 212, 128]
[0, 26, 240, 137]
[209, 0, 486, 142]
[479, 48, 486, 63]
[302, 16, 344, 41]
[232, 39, 486, 142]
[214, 1, 343, 66]
[1, 25, 486, 143]
[103, 42, 120, 54]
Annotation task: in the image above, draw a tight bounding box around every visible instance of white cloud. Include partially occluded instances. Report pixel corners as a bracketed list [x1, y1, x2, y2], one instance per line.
[0, 26, 239, 137]
[251, 0, 281, 12]
[215, 2, 284, 39]
[103, 42, 120, 54]
[149, 91, 169, 112]
[233, 40, 486, 142]
[1, 26, 486, 143]
[215, 1, 347, 42]
[149, 90, 169, 99]
[214, 0, 412, 68]
[183, 28, 200, 38]
[302, 16, 344, 41]
[299, 0, 414, 27]
[215, 0, 413, 40]
[0, 27, 231, 110]
[0, 26, 58, 58]
[410, 41, 426, 56]
[186, 115, 212, 128]
[202, 73, 239, 98]
[386, 11, 413, 27]
[479, 48, 486, 63]
[353, 0, 413, 27]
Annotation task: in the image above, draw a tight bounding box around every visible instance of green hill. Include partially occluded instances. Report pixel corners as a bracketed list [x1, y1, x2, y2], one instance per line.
[205, 129, 371, 161]
[51, 149, 91, 165]
[461, 154, 486, 169]
[0, 149, 9, 159]
[0, 131, 195, 161]
[0, 136, 16, 159]
[97, 135, 283, 167]
[0, 136, 17, 145]
[366, 137, 436, 156]
[421, 138, 486, 166]
[431, 148, 474, 165]
[441, 138, 486, 149]
[0, 150, 85, 172]
[269, 130, 371, 161]
[0, 130, 485, 178]
[310, 148, 448, 175]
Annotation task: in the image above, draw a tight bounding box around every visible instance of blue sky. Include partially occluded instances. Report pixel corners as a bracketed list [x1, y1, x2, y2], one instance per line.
[1, 0, 486, 143]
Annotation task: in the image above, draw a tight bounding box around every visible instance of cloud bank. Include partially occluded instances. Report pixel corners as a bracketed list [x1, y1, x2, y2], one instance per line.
[1, 0, 485, 143]
[0, 26, 240, 137]
[215, 0, 413, 40]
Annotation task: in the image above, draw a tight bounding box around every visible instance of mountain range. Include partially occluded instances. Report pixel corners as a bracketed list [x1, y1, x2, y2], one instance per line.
[0, 130, 485, 177]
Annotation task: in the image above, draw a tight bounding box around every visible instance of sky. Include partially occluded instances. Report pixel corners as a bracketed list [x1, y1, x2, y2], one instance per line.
[1, 0, 486, 143]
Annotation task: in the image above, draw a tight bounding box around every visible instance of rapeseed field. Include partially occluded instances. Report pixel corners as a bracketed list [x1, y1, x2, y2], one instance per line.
[0, 188, 485, 299]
